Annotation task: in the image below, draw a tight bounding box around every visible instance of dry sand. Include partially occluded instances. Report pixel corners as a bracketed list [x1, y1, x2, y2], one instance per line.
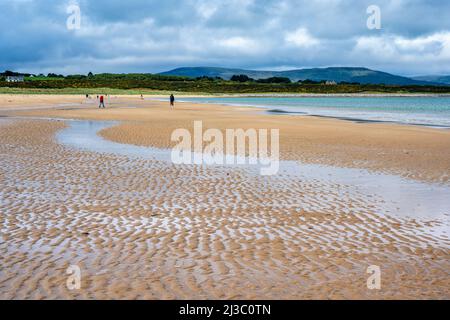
[0, 94, 449, 299]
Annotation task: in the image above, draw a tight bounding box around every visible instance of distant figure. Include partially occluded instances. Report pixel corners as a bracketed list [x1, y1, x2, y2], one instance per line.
[170, 94, 175, 108]
[141, 94, 144, 100]
[85, 94, 89, 99]
[99, 95, 105, 108]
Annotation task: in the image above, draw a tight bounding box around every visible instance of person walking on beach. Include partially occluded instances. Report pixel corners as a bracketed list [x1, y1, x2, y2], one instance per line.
[170, 94, 175, 109]
[99, 95, 105, 108]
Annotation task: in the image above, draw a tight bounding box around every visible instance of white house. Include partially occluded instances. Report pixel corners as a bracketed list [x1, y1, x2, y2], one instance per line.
[6, 75, 25, 82]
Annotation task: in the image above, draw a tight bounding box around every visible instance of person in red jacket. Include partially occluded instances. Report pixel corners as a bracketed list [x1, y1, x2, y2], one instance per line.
[99, 95, 105, 108]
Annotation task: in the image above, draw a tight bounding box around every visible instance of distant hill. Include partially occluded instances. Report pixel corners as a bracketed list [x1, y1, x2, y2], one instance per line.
[160, 67, 443, 85]
[412, 75, 450, 85]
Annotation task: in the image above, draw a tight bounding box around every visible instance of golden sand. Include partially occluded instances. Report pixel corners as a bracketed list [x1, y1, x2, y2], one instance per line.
[4, 94, 449, 183]
[0, 95, 449, 299]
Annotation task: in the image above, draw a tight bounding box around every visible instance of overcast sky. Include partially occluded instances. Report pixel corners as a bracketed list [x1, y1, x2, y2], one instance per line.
[1, 0, 450, 76]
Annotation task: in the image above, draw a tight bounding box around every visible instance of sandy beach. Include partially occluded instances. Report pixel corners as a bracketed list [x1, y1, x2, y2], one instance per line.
[0, 94, 449, 299]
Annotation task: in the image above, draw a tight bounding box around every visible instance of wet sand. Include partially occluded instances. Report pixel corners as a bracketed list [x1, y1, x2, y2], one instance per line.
[4, 94, 449, 184]
[0, 95, 449, 299]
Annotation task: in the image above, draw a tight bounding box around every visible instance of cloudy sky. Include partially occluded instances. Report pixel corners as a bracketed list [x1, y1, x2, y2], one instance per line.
[1, 0, 450, 76]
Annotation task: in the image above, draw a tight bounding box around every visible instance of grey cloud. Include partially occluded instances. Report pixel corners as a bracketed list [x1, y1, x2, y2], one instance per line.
[1, 0, 449, 75]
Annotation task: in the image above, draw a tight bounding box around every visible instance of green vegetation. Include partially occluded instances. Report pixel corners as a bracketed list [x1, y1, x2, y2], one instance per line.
[0, 87, 188, 95]
[230, 74, 254, 82]
[1, 72, 450, 94]
[25, 76, 65, 81]
[257, 77, 292, 84]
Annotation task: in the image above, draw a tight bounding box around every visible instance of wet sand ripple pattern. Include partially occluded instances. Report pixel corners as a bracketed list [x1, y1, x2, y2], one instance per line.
[0, 119, 449, 299]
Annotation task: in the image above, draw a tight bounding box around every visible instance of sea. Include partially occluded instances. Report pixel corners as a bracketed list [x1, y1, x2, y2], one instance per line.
[177, 96, 450, 128]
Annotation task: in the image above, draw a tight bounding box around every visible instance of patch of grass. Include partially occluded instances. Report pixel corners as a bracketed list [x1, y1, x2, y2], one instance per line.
[24, 76, 65, 81]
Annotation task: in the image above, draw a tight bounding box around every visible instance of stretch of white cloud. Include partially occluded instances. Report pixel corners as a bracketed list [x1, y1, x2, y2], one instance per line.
[217, 37, 262, 54]
[354, 32, 450, 62]
[285, 28, 320, 48]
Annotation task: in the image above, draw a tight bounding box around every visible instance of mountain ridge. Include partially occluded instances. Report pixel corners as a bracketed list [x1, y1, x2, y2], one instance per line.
[160, 67, 445, 86]
[412, 75, 450, 85]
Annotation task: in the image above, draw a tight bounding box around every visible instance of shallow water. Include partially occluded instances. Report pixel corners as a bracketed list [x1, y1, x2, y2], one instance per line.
[57, 120, 450, 224]
[57, 120, 171, 161]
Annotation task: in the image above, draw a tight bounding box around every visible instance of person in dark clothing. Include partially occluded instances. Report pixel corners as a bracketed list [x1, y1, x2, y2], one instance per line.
[99, 95, 105, 108]
[170, 94, 175, 108]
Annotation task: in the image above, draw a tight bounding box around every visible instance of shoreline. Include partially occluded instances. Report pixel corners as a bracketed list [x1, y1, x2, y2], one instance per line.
[1, 94, 449, 184]
[2, 91, 450, 97]
[168, 97, 450, 129]
[197, 93, 450, 98]
[3, 94, 450, 129]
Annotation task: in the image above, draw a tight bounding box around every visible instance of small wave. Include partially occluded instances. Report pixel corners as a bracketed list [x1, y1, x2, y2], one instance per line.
[266, 109, 307, 115]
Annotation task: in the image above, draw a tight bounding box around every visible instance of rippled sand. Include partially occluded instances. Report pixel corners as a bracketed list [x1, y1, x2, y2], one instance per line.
[0, 117, 449, 299]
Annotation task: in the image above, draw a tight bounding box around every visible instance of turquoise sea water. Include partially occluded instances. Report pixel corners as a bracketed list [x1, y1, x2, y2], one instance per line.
[178, 96, 450, 127]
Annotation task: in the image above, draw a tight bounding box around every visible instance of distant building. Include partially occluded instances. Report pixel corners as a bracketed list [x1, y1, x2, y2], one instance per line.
[6, 75, 25, 82]
[325, 80, 337, 85]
